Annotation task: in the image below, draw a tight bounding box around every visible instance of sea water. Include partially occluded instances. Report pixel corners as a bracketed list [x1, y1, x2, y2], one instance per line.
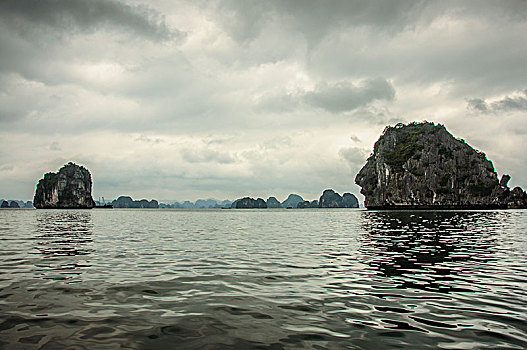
[0, 209, 526, 349]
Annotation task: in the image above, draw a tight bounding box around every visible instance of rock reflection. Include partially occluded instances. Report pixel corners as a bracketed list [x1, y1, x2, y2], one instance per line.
[34, 211, 94, 257]
[360, 211, 506, 293]
[33, 211, 94, 258]
[32, 211, 94, 281]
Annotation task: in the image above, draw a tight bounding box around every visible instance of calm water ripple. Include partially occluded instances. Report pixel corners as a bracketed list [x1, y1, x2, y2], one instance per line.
[1, 209, 526, 349]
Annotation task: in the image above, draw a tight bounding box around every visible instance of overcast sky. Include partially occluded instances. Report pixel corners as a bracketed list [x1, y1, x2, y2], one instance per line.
[1, 0, 527, 203]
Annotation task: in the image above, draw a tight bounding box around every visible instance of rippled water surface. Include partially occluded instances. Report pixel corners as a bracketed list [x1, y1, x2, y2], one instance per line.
[1, 209, 526, 349]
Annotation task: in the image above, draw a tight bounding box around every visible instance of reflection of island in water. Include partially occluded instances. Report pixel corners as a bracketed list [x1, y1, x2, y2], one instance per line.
[33, 211, 94, 280]
[359, 211, 507, 293]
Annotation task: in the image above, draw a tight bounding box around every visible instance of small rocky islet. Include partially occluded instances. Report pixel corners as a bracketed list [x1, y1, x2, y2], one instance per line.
[355, 121, 527, 209]
[33, 162, 95, 209]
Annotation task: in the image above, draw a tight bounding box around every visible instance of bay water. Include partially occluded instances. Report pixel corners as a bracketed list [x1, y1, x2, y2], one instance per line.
[1, 209, 526, 349]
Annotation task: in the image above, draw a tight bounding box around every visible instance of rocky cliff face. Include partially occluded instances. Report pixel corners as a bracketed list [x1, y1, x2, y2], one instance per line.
[355, 122, 527, 209]
[34, 162, 95, 209]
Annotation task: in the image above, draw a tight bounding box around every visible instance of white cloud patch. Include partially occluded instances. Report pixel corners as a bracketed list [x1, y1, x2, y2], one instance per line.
[49, 142, 61, 151]
[180, 148, 237, 164]
[338, 146, 369, 177]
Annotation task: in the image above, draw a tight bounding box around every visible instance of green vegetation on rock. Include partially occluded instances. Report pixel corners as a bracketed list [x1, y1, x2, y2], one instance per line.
[384, 123, 426, 171]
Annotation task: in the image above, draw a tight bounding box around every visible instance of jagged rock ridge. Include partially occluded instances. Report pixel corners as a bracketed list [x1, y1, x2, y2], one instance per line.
[33, 162, 95, 209]
[297, 200, 319, 208]
[355, 121, 527, 209]
[281, 194, 304, 208]
[231, 197, 267, 209]
[112, 196, 159, 208]
[266, 197, 281, 208]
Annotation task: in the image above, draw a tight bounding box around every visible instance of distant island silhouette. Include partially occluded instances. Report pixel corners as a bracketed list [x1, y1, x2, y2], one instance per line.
[110, 190, 358, 209]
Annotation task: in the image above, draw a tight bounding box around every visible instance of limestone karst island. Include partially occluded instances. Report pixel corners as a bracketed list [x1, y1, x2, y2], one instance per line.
[355, 122, 527, 209]
[30, 122, 527, 210]
[33, 162, 95, 209]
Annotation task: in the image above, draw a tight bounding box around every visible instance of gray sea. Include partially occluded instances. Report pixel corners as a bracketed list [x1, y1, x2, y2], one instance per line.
[1, 209, 526, 349]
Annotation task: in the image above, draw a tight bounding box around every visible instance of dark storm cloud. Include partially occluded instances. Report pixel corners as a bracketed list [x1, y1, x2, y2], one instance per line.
[467, 90, 527, 114]
[466, 98, 489, 113]
[258, 78, 395, 114]
[206, 0, 425, 45]
[0, 0, 182, 41]
[200, 0, 527, 102]
[304, 79, 395, 113]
